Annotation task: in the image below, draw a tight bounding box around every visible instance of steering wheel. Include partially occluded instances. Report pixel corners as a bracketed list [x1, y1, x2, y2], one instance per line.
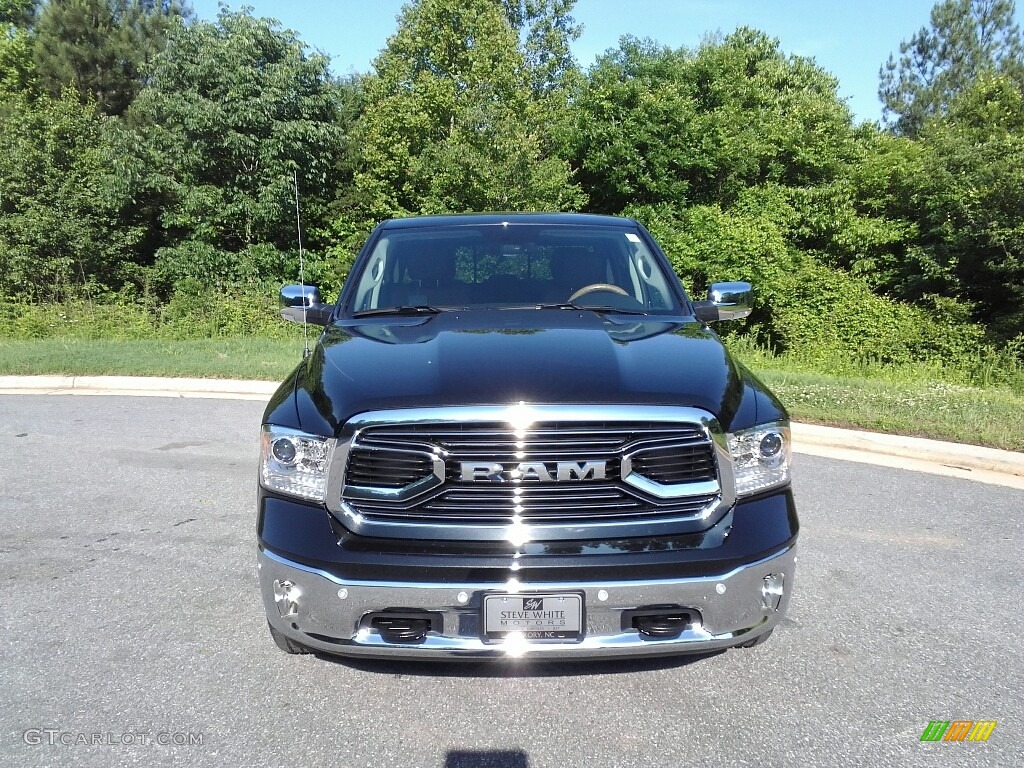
[567, 283, 630, 303]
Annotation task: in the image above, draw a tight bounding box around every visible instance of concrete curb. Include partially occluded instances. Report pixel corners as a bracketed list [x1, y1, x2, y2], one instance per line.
[791, 423, 1024, 478]
[0, 375, 278, 400]
[2, 375, 1023, 483]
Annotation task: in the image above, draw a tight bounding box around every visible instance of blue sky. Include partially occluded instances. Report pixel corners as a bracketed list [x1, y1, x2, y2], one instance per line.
[190, 1, 1022, 123]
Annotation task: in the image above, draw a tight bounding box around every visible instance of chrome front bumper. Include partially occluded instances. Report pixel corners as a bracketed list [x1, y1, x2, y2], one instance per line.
[258, 546, 796, 660]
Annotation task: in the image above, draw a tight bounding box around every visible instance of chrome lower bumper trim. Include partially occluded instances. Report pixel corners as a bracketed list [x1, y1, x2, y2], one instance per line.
[258, 546, 796, 660]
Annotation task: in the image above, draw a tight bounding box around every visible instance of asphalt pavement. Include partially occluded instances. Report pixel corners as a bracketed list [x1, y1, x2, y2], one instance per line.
[0, 395, 1021, 767]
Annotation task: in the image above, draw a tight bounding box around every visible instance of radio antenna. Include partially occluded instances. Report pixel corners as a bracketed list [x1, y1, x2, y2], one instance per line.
[293, 170, 310, 359]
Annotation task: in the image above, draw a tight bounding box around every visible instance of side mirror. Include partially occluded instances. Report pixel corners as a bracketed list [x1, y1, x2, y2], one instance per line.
[693, 281, 753, 323]
[279, 284, 333, 326]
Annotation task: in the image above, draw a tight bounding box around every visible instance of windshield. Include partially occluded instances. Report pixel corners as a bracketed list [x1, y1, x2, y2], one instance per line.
[346, 224, 683, 315]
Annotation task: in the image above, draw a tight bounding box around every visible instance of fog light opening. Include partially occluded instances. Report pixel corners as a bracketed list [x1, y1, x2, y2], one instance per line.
[623, 606, 698, 639]
[371, 616, 431, 643]
[762, 573, 785, 611]
[362, 611, 443, 644]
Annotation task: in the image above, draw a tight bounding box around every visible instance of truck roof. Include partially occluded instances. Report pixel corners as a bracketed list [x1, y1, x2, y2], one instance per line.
[379, 212, 640, 230]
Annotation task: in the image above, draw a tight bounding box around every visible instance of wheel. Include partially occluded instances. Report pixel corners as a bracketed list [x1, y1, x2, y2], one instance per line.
[567, 283, 629, 303]
[267, 621, 310, 654]
[739, 628, 773, 648]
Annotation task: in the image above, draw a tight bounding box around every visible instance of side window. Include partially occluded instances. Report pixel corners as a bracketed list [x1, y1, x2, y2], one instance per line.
[631, 245, 672, 310]
[624, 249, 646, 303]
[353, 240, 388, 311]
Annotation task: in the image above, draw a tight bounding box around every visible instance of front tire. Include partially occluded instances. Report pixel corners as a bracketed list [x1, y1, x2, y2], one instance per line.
[739, 628, 774, 648]
[267, 621, 310, 654]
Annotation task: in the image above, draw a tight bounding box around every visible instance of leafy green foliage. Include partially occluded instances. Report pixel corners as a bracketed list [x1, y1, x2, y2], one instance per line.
[573, 30, 856, 213]
[632, 202, 987, 369]
[0, 0, 36, 96]
[501, 0, 581, 95]
[0, 91, 145, 301]
[915, 76, 1024, 335]
[152, 241, 298, 293]
[0, 0, 37, 27]
[0, 22, 34, 96]
[848, 73, 1024, 337]
[0, 288, 300, 340]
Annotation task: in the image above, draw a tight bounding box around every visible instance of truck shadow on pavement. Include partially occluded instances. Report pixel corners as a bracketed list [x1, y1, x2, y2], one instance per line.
[316, 649, 723, 677]
[445, 750, 530, 768]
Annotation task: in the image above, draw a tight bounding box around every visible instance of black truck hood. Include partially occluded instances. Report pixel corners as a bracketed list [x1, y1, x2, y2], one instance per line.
[273, 310, 779, 436]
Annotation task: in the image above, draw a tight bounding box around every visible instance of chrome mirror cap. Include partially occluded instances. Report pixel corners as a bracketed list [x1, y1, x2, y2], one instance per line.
[694, 281, 753, 323]
[279, 284, 333, 325]
[280, 284, 323, 310]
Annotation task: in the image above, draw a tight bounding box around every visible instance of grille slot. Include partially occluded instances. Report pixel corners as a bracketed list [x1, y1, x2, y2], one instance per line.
[629, 444, 717, 484]
[345, 449, 435, 489]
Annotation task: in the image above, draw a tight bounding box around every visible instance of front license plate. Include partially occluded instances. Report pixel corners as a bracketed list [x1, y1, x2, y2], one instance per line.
[483, 593, 583, 641]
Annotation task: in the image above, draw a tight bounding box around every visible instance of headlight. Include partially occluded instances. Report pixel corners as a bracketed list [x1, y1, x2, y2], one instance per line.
[727, 421, 791, 497]
[260, 425, 335, 502]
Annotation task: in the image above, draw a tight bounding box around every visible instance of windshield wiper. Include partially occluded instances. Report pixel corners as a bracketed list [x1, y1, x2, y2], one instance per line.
[353, 305, 447, 317]
[534, 303, 650, 316]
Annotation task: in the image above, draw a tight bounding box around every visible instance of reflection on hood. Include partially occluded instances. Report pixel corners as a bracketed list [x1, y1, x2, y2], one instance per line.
[294, 309, 747, 433]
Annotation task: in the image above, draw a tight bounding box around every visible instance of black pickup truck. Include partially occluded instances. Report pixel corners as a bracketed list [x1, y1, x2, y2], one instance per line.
[258, 213, 797, 659]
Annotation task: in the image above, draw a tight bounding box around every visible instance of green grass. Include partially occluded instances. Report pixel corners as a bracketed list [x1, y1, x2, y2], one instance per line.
[757, 370, 1024, 452]
[725, 336, 1024, 451]
[0, 338, 304, 380]
[1, 336, 1023, 452]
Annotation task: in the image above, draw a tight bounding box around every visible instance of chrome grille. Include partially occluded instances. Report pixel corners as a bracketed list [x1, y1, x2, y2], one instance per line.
[341, 419, 722, 531]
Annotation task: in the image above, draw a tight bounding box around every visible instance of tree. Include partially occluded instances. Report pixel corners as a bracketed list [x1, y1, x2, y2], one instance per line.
[500, 0, 581, 95]
[32, 0, 191, 115]
[572, 30, 857, 213]
[349, 0, 585, 226]
[0, 91, 144, 301]
[128, 8, 346, 288]
[0, 1, 37, 96]
[879, 0, 1024, 136]
[0, 0, 36, 26]
[916, 74, 1024, 335]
